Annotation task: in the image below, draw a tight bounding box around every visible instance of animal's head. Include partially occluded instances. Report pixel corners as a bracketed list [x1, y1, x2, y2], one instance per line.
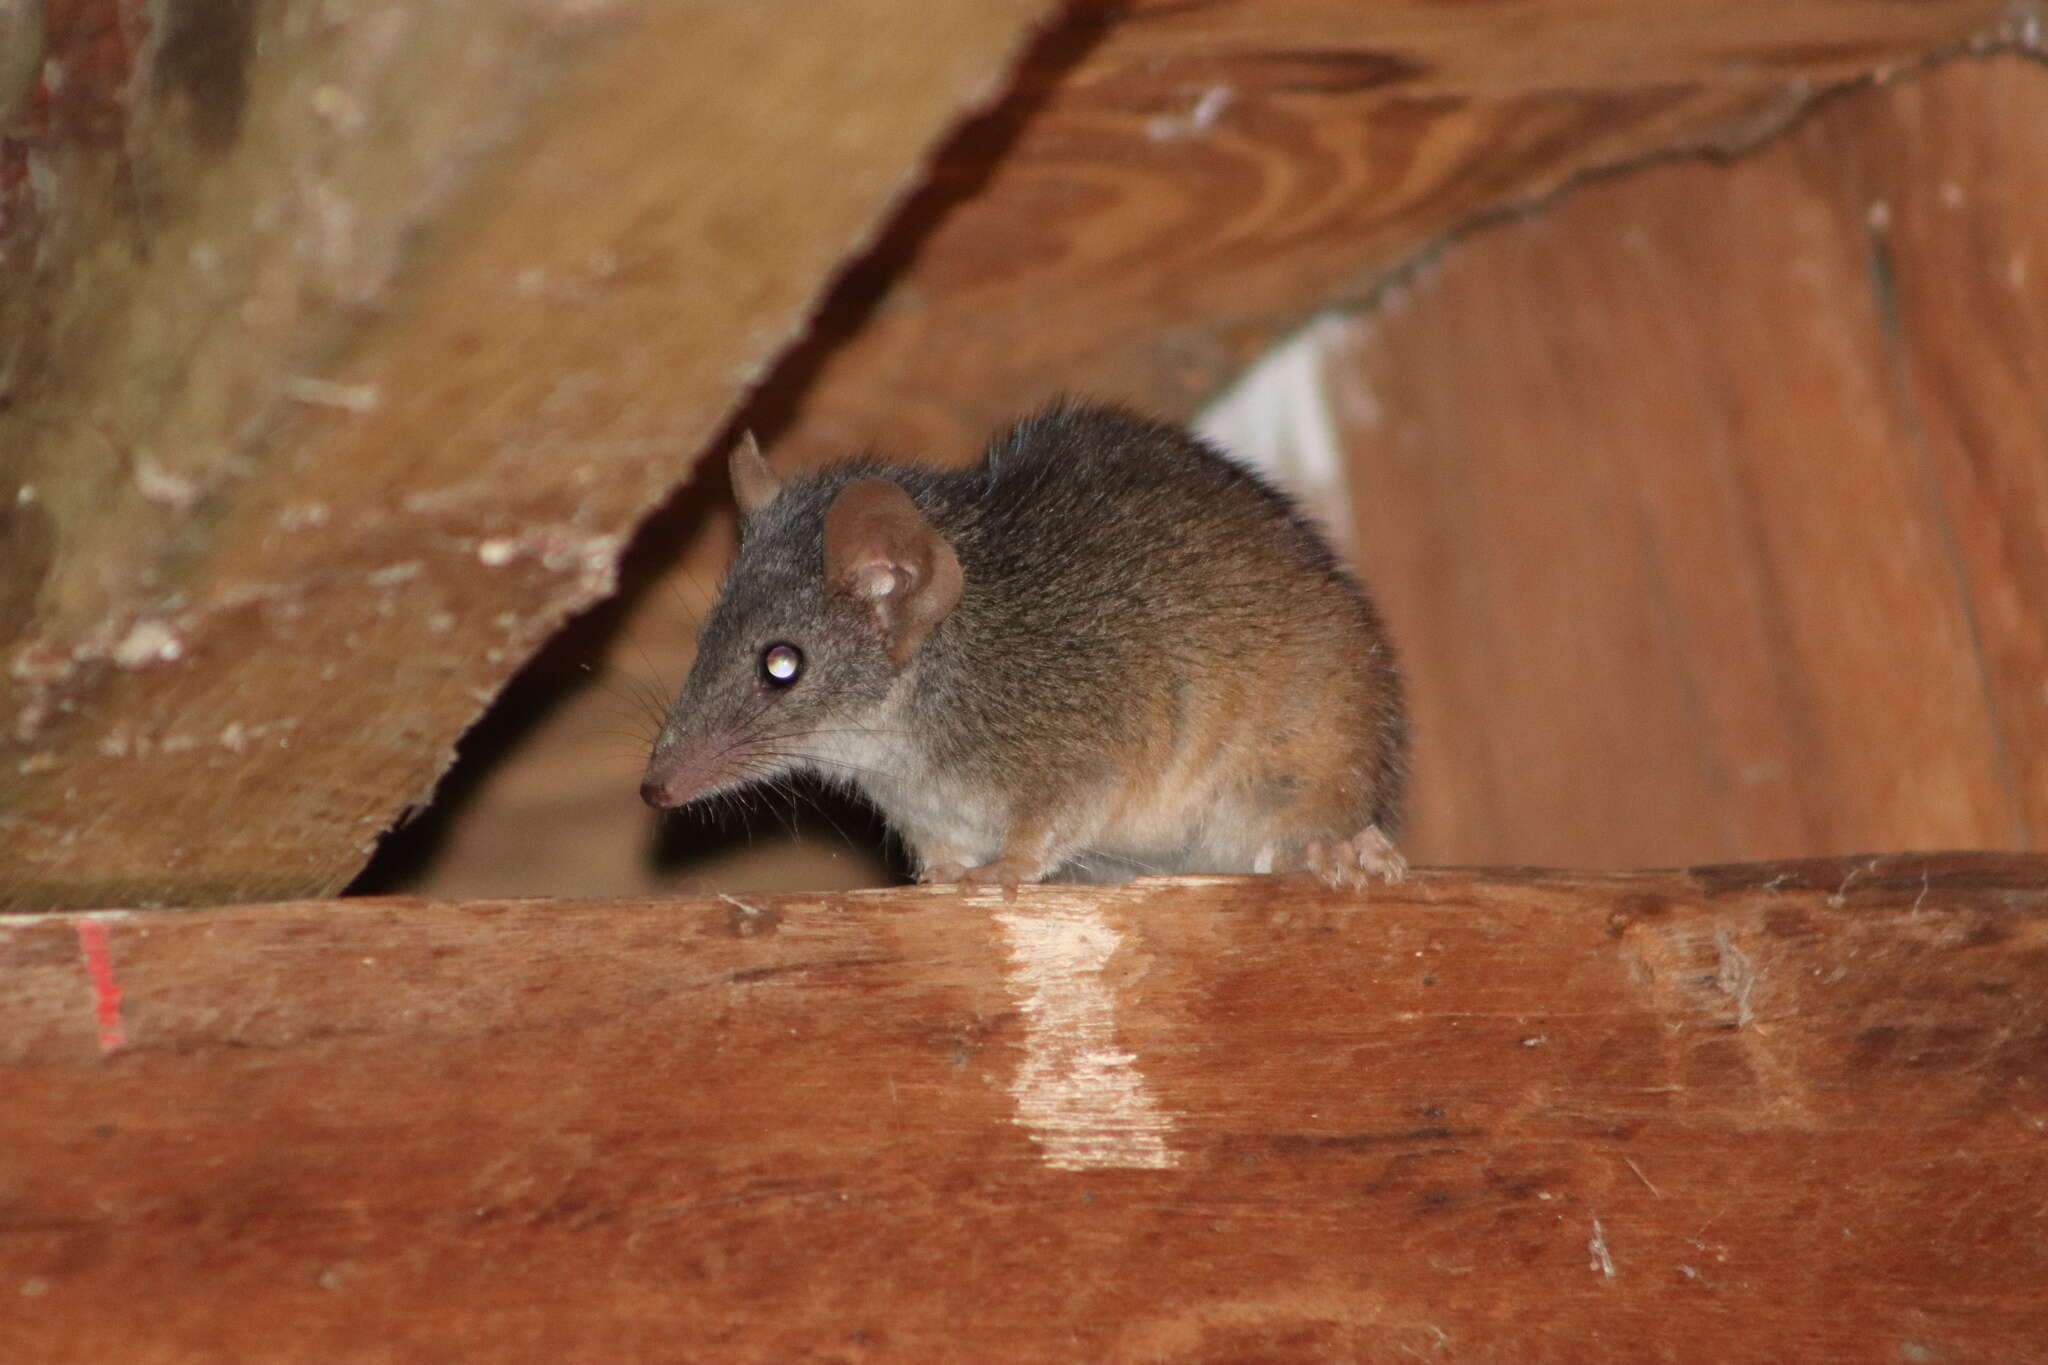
[639, 435, 963, 809]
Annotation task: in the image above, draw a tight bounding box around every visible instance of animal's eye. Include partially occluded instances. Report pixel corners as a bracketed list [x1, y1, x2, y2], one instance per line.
[760, 642, 803, 687]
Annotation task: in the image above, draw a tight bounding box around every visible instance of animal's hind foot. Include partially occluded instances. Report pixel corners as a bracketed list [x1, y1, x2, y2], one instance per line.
[1303, 824, 1407, 892]
[922, 854, 1040, 902]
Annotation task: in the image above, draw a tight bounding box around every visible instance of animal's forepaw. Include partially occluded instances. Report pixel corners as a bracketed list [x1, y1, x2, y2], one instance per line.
[1304, 825, 1407, 892]
[919, 861, 969, 885]
[960, 856, 1038, 902]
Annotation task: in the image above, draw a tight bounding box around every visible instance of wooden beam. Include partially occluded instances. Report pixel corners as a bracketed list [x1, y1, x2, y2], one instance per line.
[1329, 54, 2048, 868]
[5, 855, 2045, 1360]
[0, 0, 1055, 908]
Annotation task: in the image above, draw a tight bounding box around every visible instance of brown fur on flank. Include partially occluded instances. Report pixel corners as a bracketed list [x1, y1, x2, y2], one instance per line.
[642, 402, 1408, 891]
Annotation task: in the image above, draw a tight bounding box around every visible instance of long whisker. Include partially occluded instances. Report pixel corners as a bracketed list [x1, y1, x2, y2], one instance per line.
[794, 783, 865, 853]
[584, 662, 663, 717]
[577, 730, 675, 762]
[583, 663, 673, 743]
[762, 780, 801, 842]
[762, 727, 918, 742]
[749, 751, 894, 785]
[683, 565, 723, 617]
[628, 639, 678, 709]
[661, 573, 706, 632]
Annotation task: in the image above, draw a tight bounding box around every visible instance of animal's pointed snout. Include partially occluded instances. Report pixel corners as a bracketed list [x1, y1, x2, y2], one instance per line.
[639, 733, 738, 811]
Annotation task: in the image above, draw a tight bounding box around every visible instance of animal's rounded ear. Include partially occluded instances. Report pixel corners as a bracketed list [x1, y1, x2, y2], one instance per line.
[823, 479, 963, 663]
[730, 432, 783, 520]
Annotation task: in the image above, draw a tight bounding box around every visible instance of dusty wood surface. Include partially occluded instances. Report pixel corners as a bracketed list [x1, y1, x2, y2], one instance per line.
[1326, 54, 2048, 869]
[401, 50, 2048, 901]
[0, 0, 1054, 909]
[4, 854, 2046, 1362]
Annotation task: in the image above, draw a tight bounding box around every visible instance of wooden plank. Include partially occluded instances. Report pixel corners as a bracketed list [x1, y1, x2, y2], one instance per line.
[4, 855, 2046, 1361]
[1873, 60, 2048, 845]
[1321, 55, 2048, 868]
[0, 0, 1056, 909]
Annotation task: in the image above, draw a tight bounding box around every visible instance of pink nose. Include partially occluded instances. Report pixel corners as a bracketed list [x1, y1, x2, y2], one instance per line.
[639, 778, 671, 808]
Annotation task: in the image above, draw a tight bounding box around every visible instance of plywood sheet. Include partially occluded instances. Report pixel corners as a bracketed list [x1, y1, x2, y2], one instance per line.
[1327, 56, 2048, 866]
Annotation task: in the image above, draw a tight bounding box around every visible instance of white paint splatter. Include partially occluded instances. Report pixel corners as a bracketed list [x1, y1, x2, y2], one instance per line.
[285, 376, 382, 413]
[2008, 2, 2043, 52]
[366, 561, 424, 588]
[278, 502, 330, 530]
[996, 905, 1179, 1171]
[1147, 85, 1234, 141]
[1713, 929, 1757, 1028]
[476, 538, 518, 567]
[1588, 1217, 1616, 1277]
[111, 620, 184, 668]
[310, 84, 366, 133]
[133, 452, 199, 509]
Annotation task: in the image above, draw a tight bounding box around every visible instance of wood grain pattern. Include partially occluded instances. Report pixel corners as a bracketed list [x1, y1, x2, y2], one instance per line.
[1324, 55, 2048, 868]
[4, 855, 2045, 1361]
[749, 0, 2035, 471]
[1873, 59, 2048, 845]
[0, 1, 1055, 908]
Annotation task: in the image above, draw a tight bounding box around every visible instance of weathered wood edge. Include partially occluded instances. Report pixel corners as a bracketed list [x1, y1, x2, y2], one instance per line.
[8, 849, 2044, 926]
[3, 853, 2045, 1364]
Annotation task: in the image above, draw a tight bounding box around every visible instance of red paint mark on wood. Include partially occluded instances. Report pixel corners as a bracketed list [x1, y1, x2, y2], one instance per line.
[73, 918, 126, 1054]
